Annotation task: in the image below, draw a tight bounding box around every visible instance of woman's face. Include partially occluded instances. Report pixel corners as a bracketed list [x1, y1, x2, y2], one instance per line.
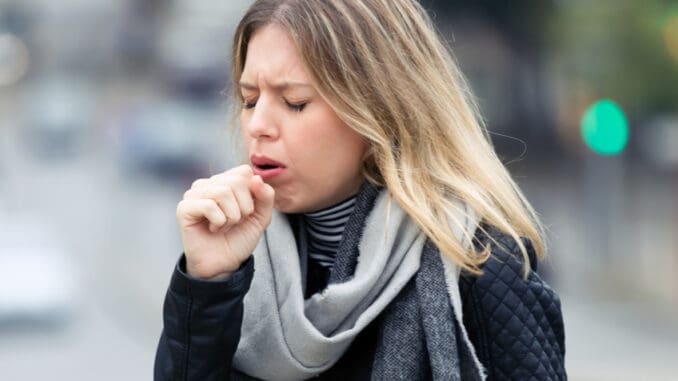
[240, 24, 368, 213]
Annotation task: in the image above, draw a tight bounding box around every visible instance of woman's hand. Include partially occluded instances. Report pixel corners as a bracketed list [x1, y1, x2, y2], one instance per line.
[176, 165, 275, 280]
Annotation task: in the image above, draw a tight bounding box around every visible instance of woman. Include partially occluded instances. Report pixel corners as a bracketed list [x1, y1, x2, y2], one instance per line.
[154, 0, 566, 380]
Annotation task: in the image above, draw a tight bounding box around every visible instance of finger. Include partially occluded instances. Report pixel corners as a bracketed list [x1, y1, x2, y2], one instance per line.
[189, 178, 209, 190]
[214, 169, 255, 216]
[194, 185, 249, 224]
[176, 199, 227, 230]
[187, 165, 252, 196]
[215, 186, 243, 225]
[232, 183, 255, 216]
[183, 185, 230, 201]
[210, 164, 253, 185]
[182, 183, 251, 231]
[249, 175, 275, 213]
[205, 169, 253, 213]
[234, 164, 254, 176]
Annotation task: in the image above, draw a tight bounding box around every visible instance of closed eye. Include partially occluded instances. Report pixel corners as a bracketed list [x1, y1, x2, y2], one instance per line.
[242, 99, 307, 111]
[243, 99, 257, 109]
[285, 101, 306, 112]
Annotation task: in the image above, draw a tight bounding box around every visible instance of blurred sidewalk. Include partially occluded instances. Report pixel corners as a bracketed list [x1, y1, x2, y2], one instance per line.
[564, 293, 678, 380]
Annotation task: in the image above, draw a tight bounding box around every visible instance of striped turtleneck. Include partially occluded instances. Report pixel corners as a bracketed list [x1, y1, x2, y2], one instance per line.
[303, 195, 357, 269]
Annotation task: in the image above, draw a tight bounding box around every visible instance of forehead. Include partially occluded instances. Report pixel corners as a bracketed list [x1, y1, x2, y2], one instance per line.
[241, 24, 310, 83]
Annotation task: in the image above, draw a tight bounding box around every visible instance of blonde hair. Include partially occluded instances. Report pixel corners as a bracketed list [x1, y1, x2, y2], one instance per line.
[232, 0, 546, 275]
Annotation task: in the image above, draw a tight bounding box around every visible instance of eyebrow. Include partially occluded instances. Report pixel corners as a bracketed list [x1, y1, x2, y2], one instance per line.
[239, 80, 312, 91]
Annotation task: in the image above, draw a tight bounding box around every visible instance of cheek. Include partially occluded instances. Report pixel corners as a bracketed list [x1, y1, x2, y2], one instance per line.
[294, 125, 365, 174]
[328, 125, 367, 162]
[292, 125, 343, 160]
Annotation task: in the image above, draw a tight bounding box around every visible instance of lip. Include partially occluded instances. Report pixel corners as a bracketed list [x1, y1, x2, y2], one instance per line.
[251, 155, 287, 181]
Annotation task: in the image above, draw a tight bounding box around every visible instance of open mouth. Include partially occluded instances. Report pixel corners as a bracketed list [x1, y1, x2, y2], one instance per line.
[251, 155, 286, 180]
[256, 164, 279, 170]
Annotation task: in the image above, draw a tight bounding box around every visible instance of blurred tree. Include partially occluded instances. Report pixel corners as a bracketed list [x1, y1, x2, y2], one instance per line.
[550, 0, 678, 117]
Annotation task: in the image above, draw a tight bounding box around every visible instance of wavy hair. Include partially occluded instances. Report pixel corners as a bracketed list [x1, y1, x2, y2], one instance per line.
[231, 0, 546, 275]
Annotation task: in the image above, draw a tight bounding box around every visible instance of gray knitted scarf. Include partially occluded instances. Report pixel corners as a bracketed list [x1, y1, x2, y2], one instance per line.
[232, 183, 485, 380]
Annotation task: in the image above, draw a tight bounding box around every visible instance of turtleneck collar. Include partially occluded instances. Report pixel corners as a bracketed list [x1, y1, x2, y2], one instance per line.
[303, 195, 358, 268]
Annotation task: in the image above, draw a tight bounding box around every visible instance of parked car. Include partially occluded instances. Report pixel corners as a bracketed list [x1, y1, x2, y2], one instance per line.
[0, 216, 77, 328]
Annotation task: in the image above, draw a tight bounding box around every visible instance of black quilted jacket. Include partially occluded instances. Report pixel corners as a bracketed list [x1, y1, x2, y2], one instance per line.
[155, 227, 566, 380]
[461, 226, 566, 380]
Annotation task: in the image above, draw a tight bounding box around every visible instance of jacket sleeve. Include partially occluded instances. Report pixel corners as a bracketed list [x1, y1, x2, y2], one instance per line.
[154, 255, 255, 381]
[459, 227, 567, 380]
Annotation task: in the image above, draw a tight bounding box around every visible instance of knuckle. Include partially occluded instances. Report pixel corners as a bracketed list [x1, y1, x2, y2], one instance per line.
[239, 164, 254, 174]
[223, 165, 252, 181]
[191, 178, 207, 189]
[215, 185, 233, 199]
[211, 172, 235, 186]
[197, 186, 225, 201]
[176, 200, 189, 216]
[205, 198, 219, 211]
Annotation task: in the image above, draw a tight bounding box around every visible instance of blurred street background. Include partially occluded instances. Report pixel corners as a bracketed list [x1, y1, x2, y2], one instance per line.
[0, 0, 676, 380]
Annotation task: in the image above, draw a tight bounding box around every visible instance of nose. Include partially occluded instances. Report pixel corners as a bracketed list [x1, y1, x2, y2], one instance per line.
[244, 96, 279, 140]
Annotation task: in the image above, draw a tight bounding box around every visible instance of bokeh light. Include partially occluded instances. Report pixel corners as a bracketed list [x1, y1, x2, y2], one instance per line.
[581, 99, 629, 155]
[0, 33, 30, 87]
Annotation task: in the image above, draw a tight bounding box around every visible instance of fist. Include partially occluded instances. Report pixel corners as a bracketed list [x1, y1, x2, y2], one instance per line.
[176, 165, 275, 280]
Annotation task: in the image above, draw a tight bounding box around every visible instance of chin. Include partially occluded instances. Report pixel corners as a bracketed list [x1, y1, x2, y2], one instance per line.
[273, 195, 302, 214]
[275, 195, 324, 214]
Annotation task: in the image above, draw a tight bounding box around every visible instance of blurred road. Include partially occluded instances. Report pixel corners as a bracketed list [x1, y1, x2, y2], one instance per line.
[563, 294, 678, 381]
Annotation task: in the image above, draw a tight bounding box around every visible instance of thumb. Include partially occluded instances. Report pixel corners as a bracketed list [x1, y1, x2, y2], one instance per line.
[250, 175, 275, 214]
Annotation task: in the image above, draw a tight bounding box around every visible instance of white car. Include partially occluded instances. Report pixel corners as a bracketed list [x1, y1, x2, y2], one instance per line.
[0, 216, 77, 326]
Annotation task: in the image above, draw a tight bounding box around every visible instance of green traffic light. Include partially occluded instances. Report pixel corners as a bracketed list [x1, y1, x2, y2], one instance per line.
[581, 99, 629, 156]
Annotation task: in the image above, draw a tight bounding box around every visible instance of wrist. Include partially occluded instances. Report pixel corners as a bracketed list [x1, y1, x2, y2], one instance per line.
[171, 255, 255, 297]
[186, 264, 236, 281]
[185, 258, 240, 281]
[200, 270, 235, 281]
